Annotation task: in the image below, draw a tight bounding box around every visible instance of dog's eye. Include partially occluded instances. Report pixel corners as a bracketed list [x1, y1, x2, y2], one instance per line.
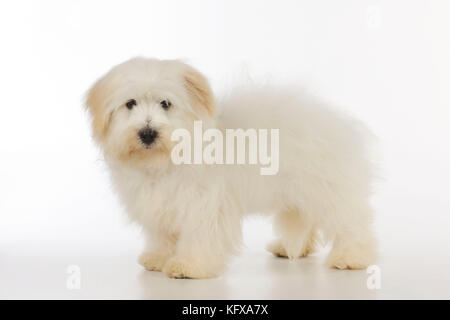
[160, 100, 171, 110]
[126, 99, 137, 110]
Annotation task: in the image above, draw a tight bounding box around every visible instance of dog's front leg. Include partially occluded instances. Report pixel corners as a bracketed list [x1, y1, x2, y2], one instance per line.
[138, 231, 177, 272]
[163, 211, 242, 279]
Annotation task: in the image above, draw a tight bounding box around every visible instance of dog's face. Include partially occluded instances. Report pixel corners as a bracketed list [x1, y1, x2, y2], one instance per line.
[86, 58, 215, 168]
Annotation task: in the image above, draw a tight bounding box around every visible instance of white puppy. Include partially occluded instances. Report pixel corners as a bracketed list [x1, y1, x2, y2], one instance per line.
[85, 57, 377, 278]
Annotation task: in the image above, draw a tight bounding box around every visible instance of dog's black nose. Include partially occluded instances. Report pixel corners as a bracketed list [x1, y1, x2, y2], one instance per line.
[138, 128, 158, 146]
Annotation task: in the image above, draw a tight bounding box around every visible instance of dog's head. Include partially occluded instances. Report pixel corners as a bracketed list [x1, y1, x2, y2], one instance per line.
[85, 57, 215, 168]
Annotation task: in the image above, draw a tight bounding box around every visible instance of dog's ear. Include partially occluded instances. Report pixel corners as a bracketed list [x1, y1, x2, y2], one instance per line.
[85, 77, 114, 141]
[182, 64, 215, 117]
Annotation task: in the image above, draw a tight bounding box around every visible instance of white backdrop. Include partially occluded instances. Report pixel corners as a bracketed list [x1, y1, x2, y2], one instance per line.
[1, 0, 449, 299]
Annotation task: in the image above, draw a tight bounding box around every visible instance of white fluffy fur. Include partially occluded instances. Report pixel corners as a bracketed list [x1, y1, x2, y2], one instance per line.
[86, 57, 377, 279]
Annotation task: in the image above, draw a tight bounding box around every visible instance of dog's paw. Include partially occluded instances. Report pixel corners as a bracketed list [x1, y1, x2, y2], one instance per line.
[163, 257, 217, 279]
[266, 239, 288, 258]
[138, 251, 170, 272]
[326, 254, 369, 270]
[326, 247, 375, 270]
[266, 239, 314, 259]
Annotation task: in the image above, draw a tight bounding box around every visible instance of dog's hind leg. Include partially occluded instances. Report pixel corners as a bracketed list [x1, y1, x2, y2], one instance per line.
[267, 208, 318, 259]
[325, 201, 377, 270]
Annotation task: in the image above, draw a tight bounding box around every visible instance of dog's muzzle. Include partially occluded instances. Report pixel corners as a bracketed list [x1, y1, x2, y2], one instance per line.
[138, 127, 158, 146]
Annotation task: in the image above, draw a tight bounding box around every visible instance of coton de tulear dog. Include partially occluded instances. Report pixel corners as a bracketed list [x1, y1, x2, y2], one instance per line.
[85, 57, 377, 279]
